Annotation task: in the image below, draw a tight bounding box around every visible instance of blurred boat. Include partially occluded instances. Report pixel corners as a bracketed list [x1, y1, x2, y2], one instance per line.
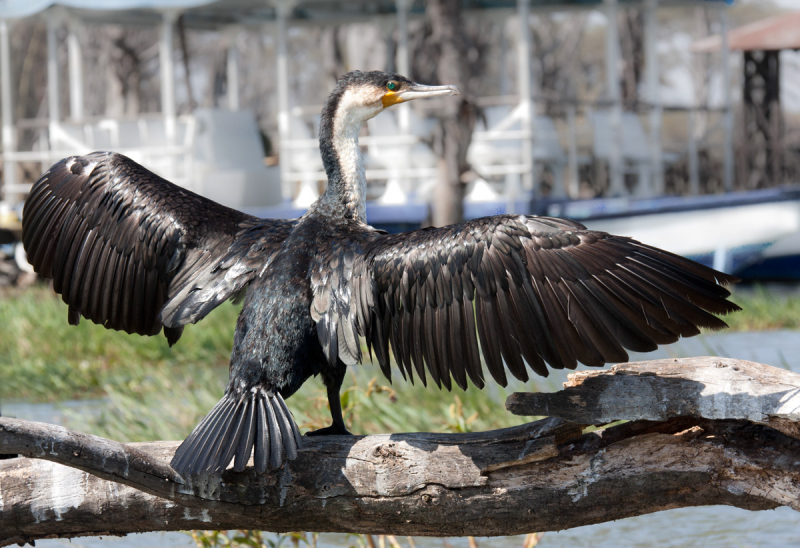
[540, 188, 800, 281]
[245, 187, 800, 281]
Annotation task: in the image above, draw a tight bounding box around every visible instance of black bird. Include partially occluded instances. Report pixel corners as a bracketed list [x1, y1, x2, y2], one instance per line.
[22, 70, 739, 476]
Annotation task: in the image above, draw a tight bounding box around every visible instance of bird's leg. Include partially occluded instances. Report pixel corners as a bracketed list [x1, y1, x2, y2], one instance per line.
[306, 366, 352, 437]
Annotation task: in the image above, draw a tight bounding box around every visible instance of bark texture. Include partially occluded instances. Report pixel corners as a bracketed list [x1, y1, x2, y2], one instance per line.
[2, 357, 800, 546]
[506, 356, 800, 427]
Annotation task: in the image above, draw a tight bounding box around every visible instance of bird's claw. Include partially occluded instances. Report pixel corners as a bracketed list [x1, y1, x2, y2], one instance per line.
[305, 424, 352, 437]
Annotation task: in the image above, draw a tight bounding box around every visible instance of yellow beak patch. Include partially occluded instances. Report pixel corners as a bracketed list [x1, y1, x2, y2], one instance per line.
[382, 91, 405, 108]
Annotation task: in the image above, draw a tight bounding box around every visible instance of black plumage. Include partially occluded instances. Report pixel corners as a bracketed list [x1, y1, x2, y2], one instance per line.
[22, 70, 739, 476]
[22, 153, 296, 343]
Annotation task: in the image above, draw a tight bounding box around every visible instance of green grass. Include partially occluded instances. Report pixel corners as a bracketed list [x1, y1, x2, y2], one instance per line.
[723, 286, 800, 332]
[66, 352, 531, 442]
[0, 285, 238, 402]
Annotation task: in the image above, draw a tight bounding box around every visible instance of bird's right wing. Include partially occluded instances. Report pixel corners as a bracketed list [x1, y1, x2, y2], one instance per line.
[23, 152, 295, 345]
[310, 215, 740, 391]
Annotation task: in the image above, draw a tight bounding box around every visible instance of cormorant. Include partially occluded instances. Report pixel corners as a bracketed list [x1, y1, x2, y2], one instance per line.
[21, 70, 739, 476]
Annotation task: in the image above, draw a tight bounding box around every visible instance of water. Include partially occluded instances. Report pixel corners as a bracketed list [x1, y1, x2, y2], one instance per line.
[9, 330, 800, 548]
[1, 398, 107, 426]
[26, 509, 800, 548]
[522, 329, 800, 393]
[537, 506, 800, 547]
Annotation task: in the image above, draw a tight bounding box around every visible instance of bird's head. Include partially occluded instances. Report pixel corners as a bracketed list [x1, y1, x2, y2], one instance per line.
[322, 70, 460, 127]
[317, 70, 459, 220]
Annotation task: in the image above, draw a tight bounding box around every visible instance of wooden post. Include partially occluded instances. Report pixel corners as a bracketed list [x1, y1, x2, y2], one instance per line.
[720, 7, 734, 192]
[604, 0, 625, 196]
[428, 0, 472, 226]
[517, 0, 535, 197]
[644, 0, 663, 195]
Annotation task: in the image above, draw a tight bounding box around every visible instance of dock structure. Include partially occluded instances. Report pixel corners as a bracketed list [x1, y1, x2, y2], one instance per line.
[694, 11, 800, 192]
[0, 0, 735, 212]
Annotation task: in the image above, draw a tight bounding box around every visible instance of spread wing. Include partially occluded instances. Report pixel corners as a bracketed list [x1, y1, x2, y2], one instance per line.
[23, 152, 295, 345]
[310, 215, 740, 390]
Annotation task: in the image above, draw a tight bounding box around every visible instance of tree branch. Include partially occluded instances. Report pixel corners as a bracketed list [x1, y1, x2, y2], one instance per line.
[3, 357, 800, 546]
[506, 356, 800, 435]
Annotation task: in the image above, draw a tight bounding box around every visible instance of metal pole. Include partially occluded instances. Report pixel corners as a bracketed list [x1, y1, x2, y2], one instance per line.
[395, 0, 411, 135]
[276, 3, 290, 145]
[226, 31, 240, 111]
[500, 28, 510, 97]
[517, 0, 535, 196]
[644, 0, 662, 195]
[47, 13, 61, 154]
[275, 0, 294, 202]
[720, 7, 734, 192]
[160, 10, 178, 151]
[394, 0, 412, 201]
[0, 19, 16, 200]
[567, 103, 579, 198]
[688, 108, 700, 195]
[67, 19, 84, 121]
[604, 0, 625, 196]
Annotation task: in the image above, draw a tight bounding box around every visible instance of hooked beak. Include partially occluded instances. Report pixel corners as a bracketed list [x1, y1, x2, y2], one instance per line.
[382, 83, 460, 108]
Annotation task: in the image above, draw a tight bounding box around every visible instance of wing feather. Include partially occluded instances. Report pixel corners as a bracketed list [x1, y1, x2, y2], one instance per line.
[309, 214, 739, 390]
[23, 152, 295, 344]
[448, 301, 468, 390]
[475, 295, 507, 386]
[401, 308, 415, 383]
[411, 306, 428, 386]
[461, 297, 484, 388]
[506, 281, 548, 377]
[494, 287, 528, 382]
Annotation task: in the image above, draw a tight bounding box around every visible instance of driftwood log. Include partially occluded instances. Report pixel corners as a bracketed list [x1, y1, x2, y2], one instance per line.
[3, 356, 800, 546]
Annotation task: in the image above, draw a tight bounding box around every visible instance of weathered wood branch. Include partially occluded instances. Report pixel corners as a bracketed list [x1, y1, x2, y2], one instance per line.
[3, 356, 800, 546]
[506, 356, 800, 436]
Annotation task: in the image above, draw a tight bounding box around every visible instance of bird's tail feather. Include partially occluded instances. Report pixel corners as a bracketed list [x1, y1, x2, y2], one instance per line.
[170, 387, 302, 476]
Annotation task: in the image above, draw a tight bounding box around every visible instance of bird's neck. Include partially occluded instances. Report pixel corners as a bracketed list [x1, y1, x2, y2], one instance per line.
[321, 121, 367, 222]
[316, 93, 379, 223]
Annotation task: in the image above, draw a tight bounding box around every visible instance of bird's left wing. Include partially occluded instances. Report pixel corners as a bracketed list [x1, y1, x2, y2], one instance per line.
[310, 215, 739, 390]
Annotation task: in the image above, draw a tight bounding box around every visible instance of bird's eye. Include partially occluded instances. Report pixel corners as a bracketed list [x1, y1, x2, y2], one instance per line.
[386, 81, 398, 92]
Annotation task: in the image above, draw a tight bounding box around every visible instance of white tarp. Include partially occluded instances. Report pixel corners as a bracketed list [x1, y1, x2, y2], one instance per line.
[0, 0, 214, 19]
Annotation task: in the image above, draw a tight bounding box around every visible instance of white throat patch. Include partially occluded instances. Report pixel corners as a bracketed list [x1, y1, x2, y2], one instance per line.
[331, 87, 383, 223]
